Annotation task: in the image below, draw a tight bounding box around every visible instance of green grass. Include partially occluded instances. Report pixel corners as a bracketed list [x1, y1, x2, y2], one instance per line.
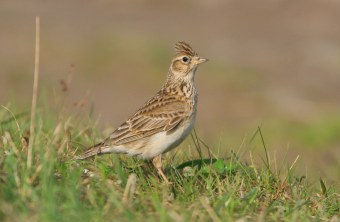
[0, 105, 339, 222]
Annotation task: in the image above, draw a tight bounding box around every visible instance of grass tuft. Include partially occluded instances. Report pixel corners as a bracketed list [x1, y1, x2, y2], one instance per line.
[0, 104, 339, 221]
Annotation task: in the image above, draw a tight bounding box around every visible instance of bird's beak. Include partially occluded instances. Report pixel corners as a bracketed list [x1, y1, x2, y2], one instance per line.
[194, 57, 208, 65]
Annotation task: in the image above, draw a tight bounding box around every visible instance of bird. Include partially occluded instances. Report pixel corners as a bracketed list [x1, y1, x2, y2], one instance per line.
[76, 41, 208, 183]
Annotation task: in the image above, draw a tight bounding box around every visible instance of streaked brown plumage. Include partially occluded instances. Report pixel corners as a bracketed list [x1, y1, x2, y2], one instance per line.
[76, 41, 208, 182]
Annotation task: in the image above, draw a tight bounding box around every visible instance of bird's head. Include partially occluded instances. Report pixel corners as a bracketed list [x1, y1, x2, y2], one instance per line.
[169, 41, 208, 80]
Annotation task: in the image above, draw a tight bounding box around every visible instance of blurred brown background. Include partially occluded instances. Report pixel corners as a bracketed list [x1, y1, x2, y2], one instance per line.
[1, 0, 339, 183]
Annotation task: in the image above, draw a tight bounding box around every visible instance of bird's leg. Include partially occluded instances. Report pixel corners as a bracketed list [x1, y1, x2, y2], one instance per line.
[152, 155, 169, 184]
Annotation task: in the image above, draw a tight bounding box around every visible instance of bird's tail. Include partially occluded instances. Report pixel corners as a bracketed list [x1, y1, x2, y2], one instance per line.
[75, 142, 113, 160]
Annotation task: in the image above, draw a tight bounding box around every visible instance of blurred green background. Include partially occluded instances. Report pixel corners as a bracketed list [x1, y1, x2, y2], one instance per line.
[1, 0, 339, 183]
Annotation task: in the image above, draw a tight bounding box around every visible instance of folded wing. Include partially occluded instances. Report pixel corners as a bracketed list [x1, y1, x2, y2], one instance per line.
[104, 95, 190, 146]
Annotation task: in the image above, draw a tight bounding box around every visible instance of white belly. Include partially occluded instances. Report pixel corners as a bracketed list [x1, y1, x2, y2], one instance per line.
[140, 116, 195, 160]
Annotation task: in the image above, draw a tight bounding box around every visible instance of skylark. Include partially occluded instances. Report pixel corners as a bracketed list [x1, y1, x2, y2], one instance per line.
[76, 41, 207, 183]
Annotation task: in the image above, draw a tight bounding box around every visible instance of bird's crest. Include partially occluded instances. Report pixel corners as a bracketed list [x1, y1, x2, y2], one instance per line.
[175, 41, 197, 56]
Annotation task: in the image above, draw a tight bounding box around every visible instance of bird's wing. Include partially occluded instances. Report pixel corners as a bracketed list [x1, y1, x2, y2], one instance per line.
[105, 95, 190, 146]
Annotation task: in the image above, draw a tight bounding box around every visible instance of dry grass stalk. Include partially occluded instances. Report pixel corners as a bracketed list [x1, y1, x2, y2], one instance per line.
[27, 16, 40, 170]
[200, 197, 221, 222]
[122, 173, 137, 205]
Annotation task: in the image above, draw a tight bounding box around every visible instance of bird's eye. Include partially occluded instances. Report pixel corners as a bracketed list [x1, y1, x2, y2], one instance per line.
[182, 56, 189, 62]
